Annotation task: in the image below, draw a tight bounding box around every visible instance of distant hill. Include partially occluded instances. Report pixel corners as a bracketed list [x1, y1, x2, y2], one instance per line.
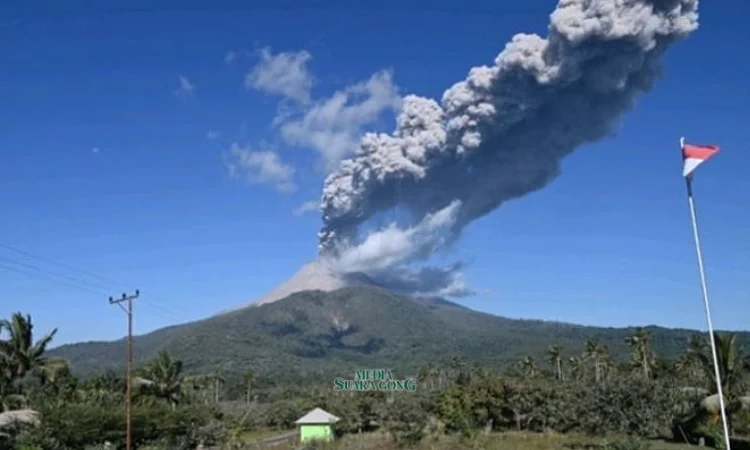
[50, 285, 750, 380]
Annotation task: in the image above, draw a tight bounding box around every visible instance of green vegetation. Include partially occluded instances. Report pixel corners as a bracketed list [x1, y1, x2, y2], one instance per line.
[48, 286, 750, 380]
[1, 287, 749, 449]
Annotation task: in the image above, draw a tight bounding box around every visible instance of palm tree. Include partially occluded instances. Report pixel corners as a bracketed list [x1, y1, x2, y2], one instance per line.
[182, 374, 211, 405]
[137, 350, 185, 409]
[417, 364, 432, 389]
[676, 333, 706, 383]
[0, 312, 66, 382]
[568, 356, 584, 381]
[687, 332, 747, 435]
[546, 345, 565, 381]
[519, 356, 538, 378]
[583, 339, 608, 383]
[244, 368, 255, 404]
[626, 327, 656, 379]
[694, 333, 745, 396]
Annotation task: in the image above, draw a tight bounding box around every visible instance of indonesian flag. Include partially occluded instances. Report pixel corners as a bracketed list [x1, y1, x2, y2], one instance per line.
[682, 141, 719, 178]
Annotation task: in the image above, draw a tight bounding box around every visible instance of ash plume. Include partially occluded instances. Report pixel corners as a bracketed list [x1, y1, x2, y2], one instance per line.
[318, 0, 699, 296]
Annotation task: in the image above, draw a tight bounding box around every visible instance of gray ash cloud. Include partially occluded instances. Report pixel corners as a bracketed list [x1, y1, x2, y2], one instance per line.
[317, 0, 699, 297]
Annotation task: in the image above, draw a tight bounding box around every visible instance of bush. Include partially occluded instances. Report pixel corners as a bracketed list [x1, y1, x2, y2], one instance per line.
[385, 396, 428, 447]
[9, 402, 223, 450]
[734, 409, 750, 437]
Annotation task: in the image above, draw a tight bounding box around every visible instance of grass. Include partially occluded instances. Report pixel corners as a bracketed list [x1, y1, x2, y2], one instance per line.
[240, 428, 287, 441]
[260, 432, 699, 450]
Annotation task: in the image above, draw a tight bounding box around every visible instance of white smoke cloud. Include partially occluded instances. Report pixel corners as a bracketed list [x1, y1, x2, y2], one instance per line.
[279, 70, 401, 170]
[245, 48, 314, 105]
[321, 200, 470, 298]
[225, 143, 297, 193]
[293, 200, 320, 216]
[325, 200, 461, 273]
[244, 49, 402, 180]
[318, 0, 700, 297]
[364, 263, 474, 298]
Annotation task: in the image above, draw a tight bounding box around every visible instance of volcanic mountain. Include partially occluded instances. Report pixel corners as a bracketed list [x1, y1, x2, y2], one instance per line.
[49, 278, 750, 381]
[219, 260, 378, 313]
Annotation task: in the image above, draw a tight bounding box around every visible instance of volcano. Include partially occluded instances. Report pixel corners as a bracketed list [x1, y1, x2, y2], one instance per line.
[222, 260, 379, 313]
[253, 261, 347, 306]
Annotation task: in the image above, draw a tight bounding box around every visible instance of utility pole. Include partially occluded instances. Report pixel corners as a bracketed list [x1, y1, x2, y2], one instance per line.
[109, 290, 140, 450]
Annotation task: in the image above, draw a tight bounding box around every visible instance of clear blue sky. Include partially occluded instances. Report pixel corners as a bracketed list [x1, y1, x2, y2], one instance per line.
[1, 0, 748, 346]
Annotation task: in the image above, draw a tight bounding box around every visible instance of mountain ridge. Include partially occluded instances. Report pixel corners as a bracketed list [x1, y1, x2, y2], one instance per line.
[49, 285, 750, 380]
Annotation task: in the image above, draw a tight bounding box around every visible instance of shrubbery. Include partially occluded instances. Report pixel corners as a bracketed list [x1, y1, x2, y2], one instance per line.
[9, 403, 224, 450]
[2, 311, 749, 449]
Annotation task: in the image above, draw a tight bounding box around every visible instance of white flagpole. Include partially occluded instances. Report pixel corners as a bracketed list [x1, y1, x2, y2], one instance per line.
[681, 136, 732, 450]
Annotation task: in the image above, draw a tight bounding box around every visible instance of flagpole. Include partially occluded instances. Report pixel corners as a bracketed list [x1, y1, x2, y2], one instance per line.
[681, 136, 732, 450]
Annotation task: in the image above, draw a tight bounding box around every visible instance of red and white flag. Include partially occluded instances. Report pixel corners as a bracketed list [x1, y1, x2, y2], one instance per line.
[682, 140, 719, 178]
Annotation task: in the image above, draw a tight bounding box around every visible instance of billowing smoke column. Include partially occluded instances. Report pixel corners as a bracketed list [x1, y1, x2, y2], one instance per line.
[318, 0, 699, 296]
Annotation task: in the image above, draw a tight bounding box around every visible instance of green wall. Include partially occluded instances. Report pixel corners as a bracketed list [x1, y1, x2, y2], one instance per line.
[299, 424, 334, 442]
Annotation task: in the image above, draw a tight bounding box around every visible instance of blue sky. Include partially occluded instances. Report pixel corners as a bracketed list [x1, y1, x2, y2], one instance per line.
[1, 0, 749, 346]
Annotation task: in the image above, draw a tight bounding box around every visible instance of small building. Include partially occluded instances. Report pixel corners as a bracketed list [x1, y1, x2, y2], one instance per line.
[295, 407, 341, 443]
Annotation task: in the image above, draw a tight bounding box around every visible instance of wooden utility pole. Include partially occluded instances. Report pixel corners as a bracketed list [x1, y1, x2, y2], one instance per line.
[109, 290, 140, 450]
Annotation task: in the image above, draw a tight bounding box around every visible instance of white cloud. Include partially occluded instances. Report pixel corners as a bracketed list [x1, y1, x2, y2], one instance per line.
[245, 48, 313, 105]
[206, 130, 221, 140]
[277, 70, 401, 170]
[232, 48, 401, 191]
[292, 200, 320, 216]
[327, 200, 461, 273]
[225, 143, 296, 193]
[224, 51, 236, 64]
[175, 75, 195, 98]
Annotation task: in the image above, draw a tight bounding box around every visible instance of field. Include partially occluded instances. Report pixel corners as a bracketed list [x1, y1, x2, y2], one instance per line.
[256, 431, 697, 450]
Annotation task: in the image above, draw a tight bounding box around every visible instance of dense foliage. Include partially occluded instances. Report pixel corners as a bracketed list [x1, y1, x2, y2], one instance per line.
[2, 307, 750, 449]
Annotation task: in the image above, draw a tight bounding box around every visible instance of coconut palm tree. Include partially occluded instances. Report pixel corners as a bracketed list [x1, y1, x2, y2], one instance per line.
[626, 327, 656, 379]
[244, 368, 255, 404]
[683, 332, 748, 435]
[694, 333, 745, 396]
[137, 350, 185, 409]
[546, 345, 565, 381]
[0, 312, 66, 383]
[583, 339, 609, 383]
[675, 334, 706, 384]
[519, 356, 538, 378]
[568, 356, 584, 381]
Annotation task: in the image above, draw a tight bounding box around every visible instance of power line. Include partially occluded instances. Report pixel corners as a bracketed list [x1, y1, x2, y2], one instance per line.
[0, 262, 107, 296]
[0, 255, 112, 293]
[0, 242, 121, 287]
[0, 243, 190, 321]
[0, 260, 180, 322]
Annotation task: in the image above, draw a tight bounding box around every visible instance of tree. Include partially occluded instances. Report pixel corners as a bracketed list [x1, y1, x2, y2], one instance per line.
[568, 356, 584, 382]
[0, 312, 66, 383]
[694, 333, 745, 396]
[244, 368, 255, 404]
[546, 345, 565, 381]
[137, 350, 185, 409]
[583, 339, 608, 383]
[626, 327, 656, 379]
[519, 357, 538, 379]
[685, 332, 748, 436]
[676, 334, 706, 383]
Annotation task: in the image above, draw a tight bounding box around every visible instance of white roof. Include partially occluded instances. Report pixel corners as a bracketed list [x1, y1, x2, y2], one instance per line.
[0, 409, 39, 428]
[295, 407, 340, 424]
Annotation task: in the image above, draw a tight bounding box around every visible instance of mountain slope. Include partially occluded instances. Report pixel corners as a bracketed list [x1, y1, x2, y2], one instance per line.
[50, 285, 750, 380]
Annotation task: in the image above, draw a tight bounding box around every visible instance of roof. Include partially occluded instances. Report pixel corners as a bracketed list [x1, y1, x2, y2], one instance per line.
[295, 407, 340, 425]
[0, 409, 39, 428]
